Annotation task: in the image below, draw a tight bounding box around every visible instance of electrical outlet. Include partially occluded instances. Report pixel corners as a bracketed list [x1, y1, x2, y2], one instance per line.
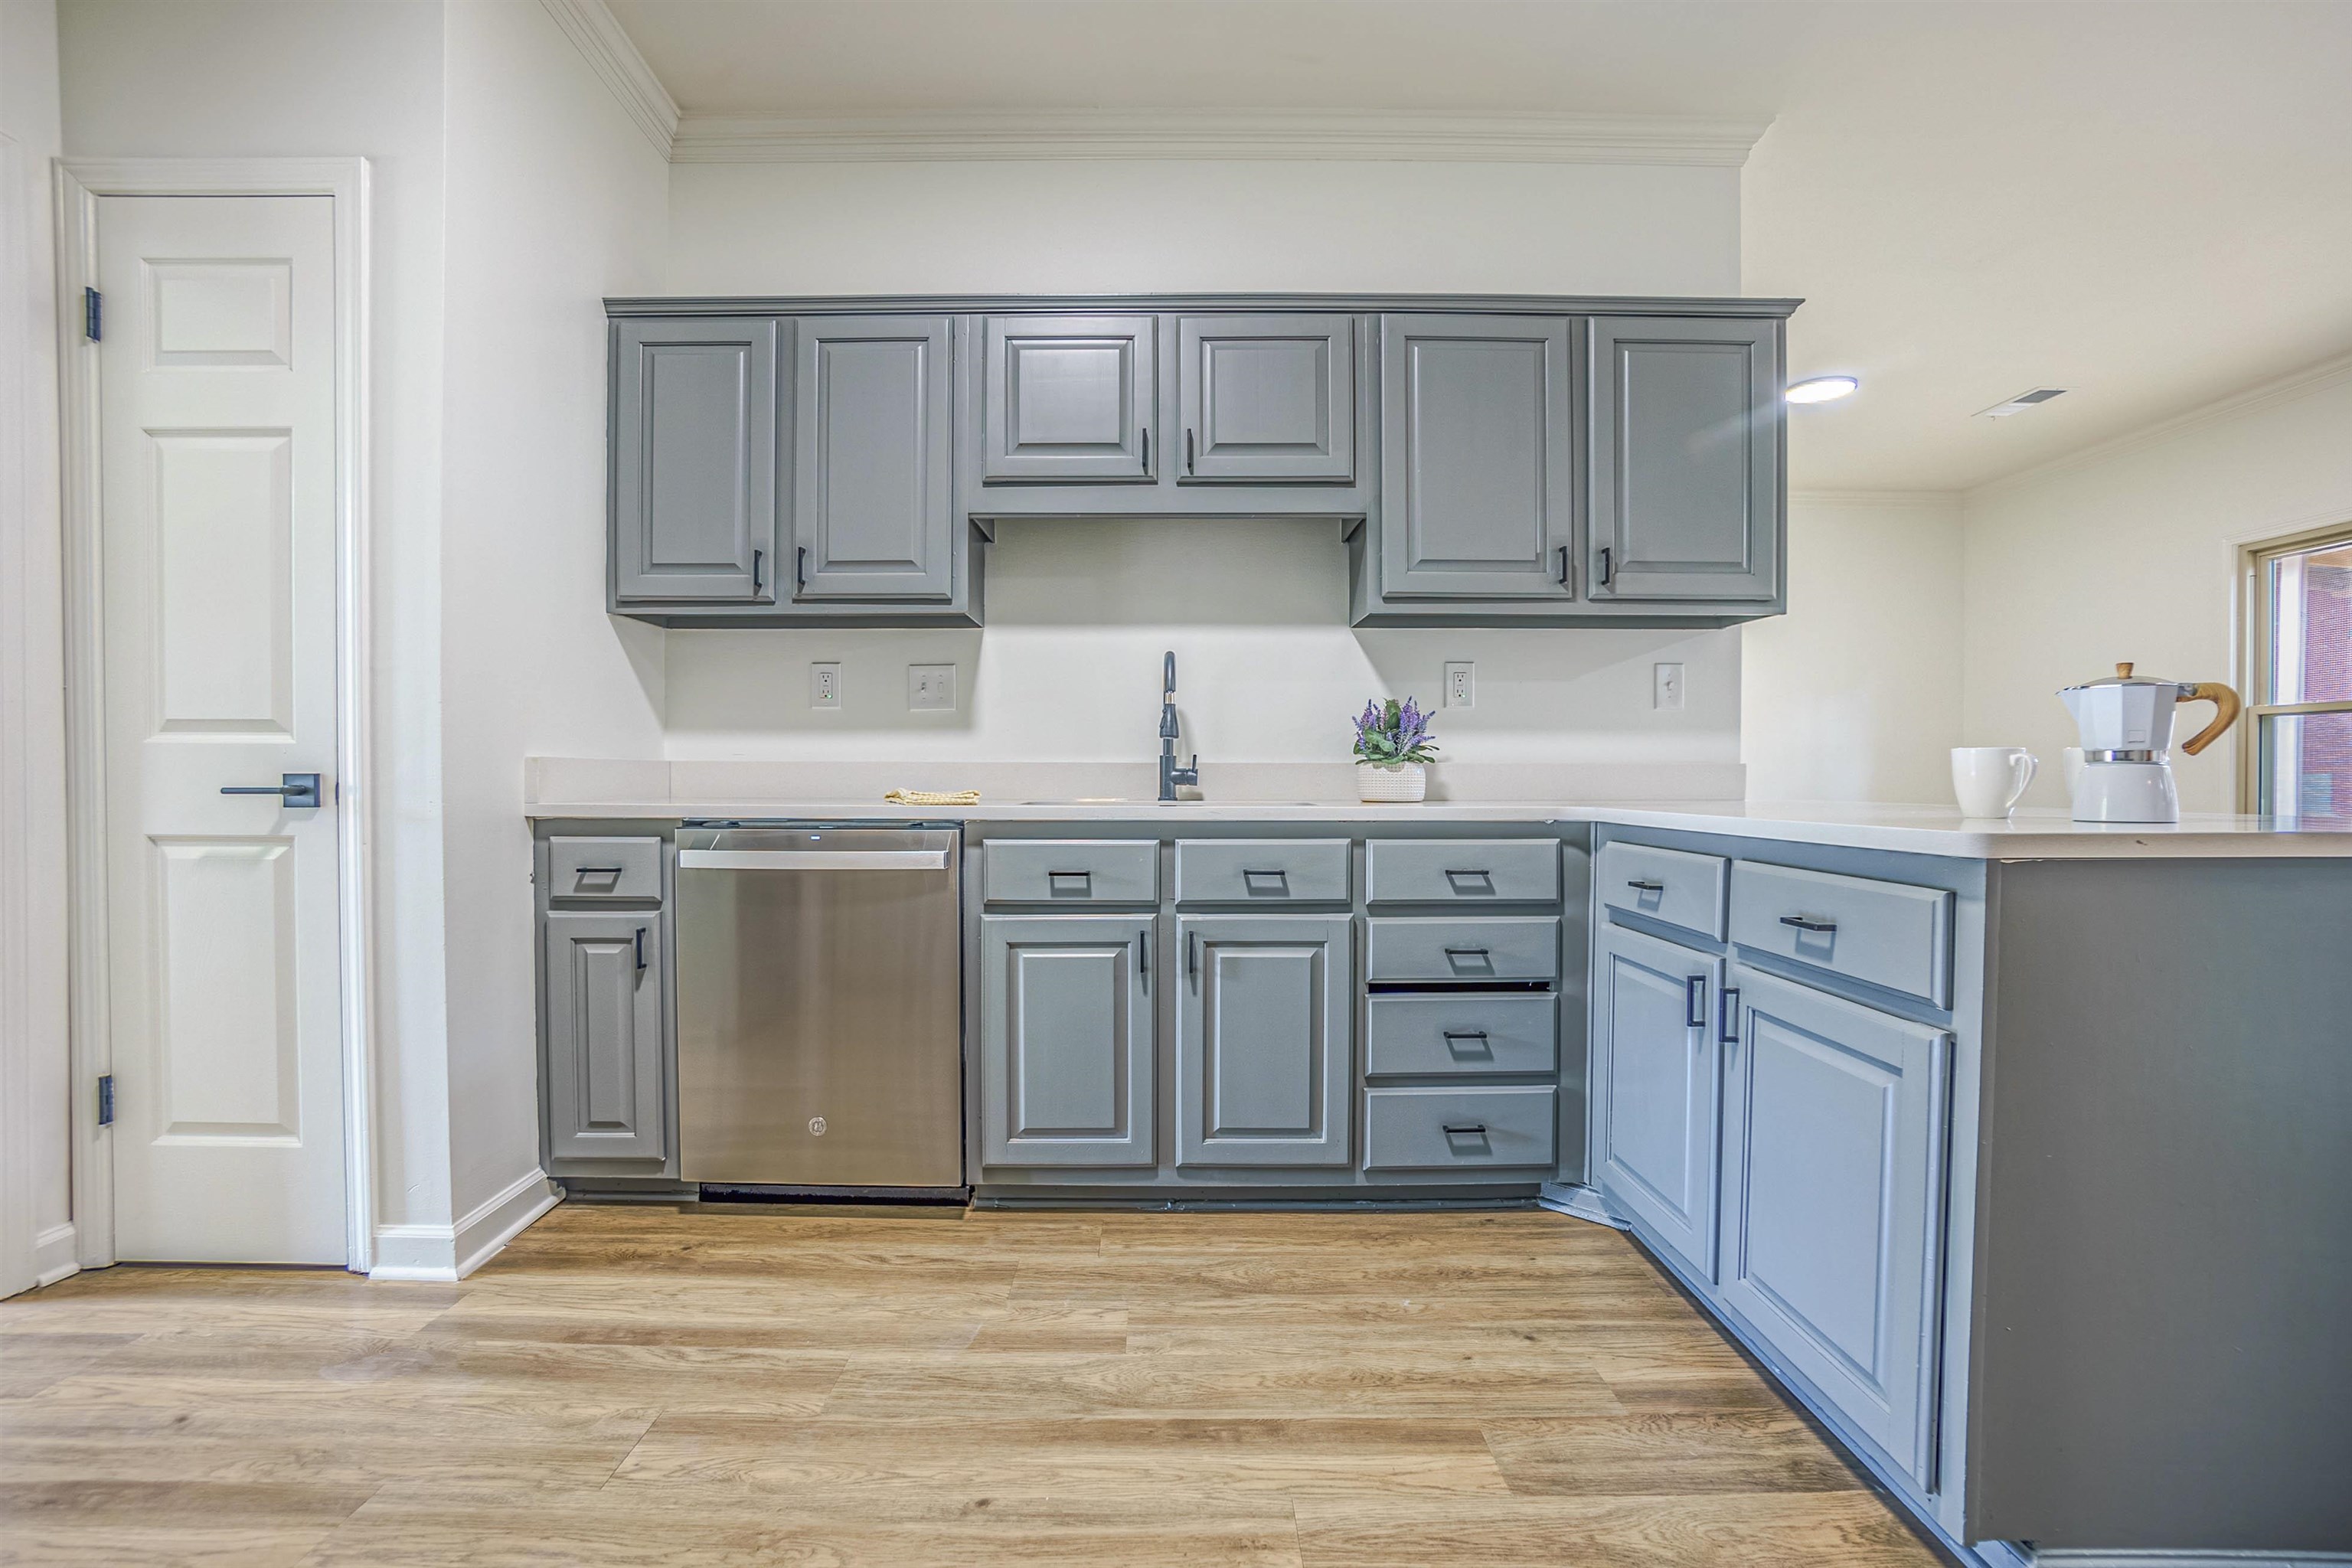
[908, 664, 957, 712]
[1443, 662, 1475, 709]
[1654, 662, 1685, 710]
[810, 662, 841, 709]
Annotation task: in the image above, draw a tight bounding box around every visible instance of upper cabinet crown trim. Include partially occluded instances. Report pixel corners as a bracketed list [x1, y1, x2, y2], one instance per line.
[609, 293, 1802, 321]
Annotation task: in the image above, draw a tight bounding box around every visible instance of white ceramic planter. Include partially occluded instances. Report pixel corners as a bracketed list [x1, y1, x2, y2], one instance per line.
[1355, 762, 1428, 803]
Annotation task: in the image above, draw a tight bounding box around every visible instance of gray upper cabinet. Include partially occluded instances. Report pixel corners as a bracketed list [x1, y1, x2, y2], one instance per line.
[1592, 922, 1723, 1283]
[982, 315, 1156, 482]
[1379, 314, 1577, 599]
[979, 914, 1157, 1168]
[543, 912, 667, 1165]
[1588, 316, 1780, 603]
[610, 316, 781, 605]
[793, 315, 956, 601]
[1177, 315, 1356, 482]
[1175, 915, 1352, 1168]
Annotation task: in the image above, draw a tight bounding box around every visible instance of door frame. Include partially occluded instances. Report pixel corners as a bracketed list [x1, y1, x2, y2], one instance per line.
[54, 158, 376, 1272]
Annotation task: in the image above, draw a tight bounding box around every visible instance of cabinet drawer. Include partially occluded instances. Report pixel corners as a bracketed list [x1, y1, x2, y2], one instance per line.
[547, 836, 662, 903]
[1366, 917, 1560, 985]
[1597, 840, 1726, 940]
[1363, 1086, 1557, 1171]
[1174, 838, 1349, 904]
[1365, 838, 1560, 904]
[1728, 861, 1953, 1008]
[984, 840, 1159, 904]
[1365, 994, 1557, 1077]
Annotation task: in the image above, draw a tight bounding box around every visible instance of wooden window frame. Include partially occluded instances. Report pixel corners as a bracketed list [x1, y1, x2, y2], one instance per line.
[2239, 520, 2352, 814]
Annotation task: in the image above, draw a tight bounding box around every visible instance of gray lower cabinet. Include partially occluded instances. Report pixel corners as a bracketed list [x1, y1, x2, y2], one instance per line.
[1176, 315, 1356, 482]
[1377, 313, 1577, 600]
[1175, 915, 1352, 1168]
[610, 316, 780, 605]
[979, 914, 1157, 1168]
[1587, 315, 1780, 603]
[1592, 922, 1723, 1282]
[981, 314, 1156, 482]
[792, 315, 956, 600]
[1718, 961, 1947, 1486]
[542, 912, 667, 1164]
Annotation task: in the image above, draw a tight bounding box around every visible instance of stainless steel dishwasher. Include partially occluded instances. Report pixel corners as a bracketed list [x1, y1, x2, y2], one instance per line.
[675, 825, 963, 1194]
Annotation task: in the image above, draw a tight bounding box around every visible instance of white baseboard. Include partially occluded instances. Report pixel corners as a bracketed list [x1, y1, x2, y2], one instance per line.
[369, 1170, 560, 1282]
[2028, 1554, 2352, 1566]
[33, 1221, 78, 1288]
[1537, 1181, 1628, 1230]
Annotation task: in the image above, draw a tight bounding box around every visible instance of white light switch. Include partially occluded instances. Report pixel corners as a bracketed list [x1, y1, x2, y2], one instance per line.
[908, 664, 957, 711]
[810, 662, 841, 709]
[1654, 662, 1685, 710]
[1443, 662, 1475, 709]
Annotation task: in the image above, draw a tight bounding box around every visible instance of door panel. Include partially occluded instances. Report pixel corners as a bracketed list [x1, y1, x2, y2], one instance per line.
[98, 194, 346, 1263]
[1177, 315, 1354, 482]
[1718, 963, 1948, 1485]
[980, 916, 1156, 1168]
[1589, 316, 1779, 602]
[1592, 923, 1722, 1281]
[544, 914, 666, 1164]
[1176, 916, 1351, 1168]
[1379, 315, 1576, 599]
[794, 315, 955, 599]
[611, 316, 780, 603]
[982, 315, 1155, 481]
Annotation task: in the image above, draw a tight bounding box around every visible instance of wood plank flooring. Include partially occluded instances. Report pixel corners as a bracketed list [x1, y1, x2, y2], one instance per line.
[0, 1204, 1942, 1566]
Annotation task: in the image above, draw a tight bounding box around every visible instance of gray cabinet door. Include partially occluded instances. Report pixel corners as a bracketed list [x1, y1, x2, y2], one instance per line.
[1718, 963, 1947, 1485]
[611, 316, 781, 604]
[982, 315, 1156, 482]
[1175, 916, 1352, 1168]
[1588, 316, 1780, 602]
[543, 912, 666, 1164]
[1592, 923, 1722, 1282]
[979, 915, 1156, 1168]
[1378, 315, 1576, 599]
[1177, 315, 1355, 482]
[792, 315, 955, 600]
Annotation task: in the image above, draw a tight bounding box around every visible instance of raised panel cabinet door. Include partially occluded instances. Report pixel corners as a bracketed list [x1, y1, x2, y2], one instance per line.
[543, 913, 667, 1164]
[1175, 916, 1352, 1168]
[1588, 316, 1780, 602]
[982, 315, 1156, 481]
[1717, 962, 1948, 1485]
[980, 915, 1157, 1168]
[611, 316, 781, 604]
[793, 315, 955, 600]
[1378, 314, 1577, 599]
[1177, 315, 1356, 482]
[1592, 923, 1723, 1282]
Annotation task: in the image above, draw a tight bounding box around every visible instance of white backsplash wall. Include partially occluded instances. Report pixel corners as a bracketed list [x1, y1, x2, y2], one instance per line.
[662, 519, 1743, 781]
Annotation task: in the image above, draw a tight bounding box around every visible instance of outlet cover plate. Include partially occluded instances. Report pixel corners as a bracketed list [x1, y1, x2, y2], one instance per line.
[1443, 662, 1475, 709]
[1654, 662, 1685, 710]
[908, 664, 957, 711]
[810, 662, 841, 709]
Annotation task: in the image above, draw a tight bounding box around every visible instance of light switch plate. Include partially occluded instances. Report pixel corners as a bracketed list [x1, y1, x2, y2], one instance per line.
[810, 662, 841, 710]
[1654, 662, 1685, 710]
[1443, 662, 1475, 709]
[908, 664, 957, 711]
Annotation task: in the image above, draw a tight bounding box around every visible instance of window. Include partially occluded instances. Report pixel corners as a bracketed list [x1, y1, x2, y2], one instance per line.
[2242, 524, 2352, 816]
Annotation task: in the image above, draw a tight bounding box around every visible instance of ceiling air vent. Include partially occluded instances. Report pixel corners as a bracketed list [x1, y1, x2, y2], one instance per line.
[1977, 387, 2068, 419]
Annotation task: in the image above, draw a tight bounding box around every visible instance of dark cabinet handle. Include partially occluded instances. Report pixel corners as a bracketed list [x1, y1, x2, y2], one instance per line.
[221, 773, 322, 809]
[1241, 868, 1289, 893]
[1625, 878, 1664, 893]
[1047, 871, 1091, 897]
[1442, 1123, 1488, 1136]
[1187, 929, 1199, 985]
[1442, 1029, 1488, 1042]
[1779, 915, 1838, 934]
[1599, 545, 1614, 586]
[1186, 428, 1197, 475]
[1685, 975, 1707, 1029]
[633, 926, 648, 973]
[795, 545, 808, 591]
[1442, 947, 1491, 959]
[1141, 426, 1149, 472]
[1557, 544, 1570, 584]
[573, 865, 623, 877]
[1720, 986, 1740, 1044]
[1137, 929, 1148, 985]
[752, 547, 765, 594]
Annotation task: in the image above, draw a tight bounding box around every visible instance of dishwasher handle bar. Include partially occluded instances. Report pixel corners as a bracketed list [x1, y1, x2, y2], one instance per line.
[678, 848, 952, 872]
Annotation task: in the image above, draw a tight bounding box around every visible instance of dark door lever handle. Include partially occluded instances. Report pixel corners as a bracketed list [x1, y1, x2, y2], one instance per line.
[221, 773, 322, 808]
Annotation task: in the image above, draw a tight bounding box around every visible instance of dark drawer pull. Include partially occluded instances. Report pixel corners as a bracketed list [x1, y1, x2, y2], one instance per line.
[632, 926, 648, 973]
[1779, 915, 1838, 934]
[573, 865, 624, 877]
[1241, 868, 1290, 891]
[1442, 1123, 1488, 1136]
[1443, 868, 1494, 887]
[1625, 878, 1664, 892]
[1684, 974, 1707, 1029]
[1442, 1029, 1489, 1042]
[1047, 871, 1093, 893]
[1442, 947, 1491, 958]
[1720, 986, 1740, 1045]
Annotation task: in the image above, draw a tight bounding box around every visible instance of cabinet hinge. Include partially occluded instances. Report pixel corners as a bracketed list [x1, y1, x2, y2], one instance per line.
[97, 1073, 114, 1126]
[83, 287, 102, 342]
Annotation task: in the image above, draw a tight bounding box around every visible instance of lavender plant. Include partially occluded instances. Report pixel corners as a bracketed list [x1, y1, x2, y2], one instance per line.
[1351, 697, 1439, 766]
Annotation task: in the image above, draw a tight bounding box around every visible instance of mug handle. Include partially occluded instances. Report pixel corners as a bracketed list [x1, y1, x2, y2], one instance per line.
[2009, 751, 2039, 808]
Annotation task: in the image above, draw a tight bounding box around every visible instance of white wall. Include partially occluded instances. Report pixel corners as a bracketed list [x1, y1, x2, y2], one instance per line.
[437, 0, 668, 1227]
[1741, 493, 1964, 803]
[1961, 361, 2352, 813]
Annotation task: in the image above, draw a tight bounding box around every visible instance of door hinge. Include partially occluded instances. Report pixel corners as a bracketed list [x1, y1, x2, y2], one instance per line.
[97, 1073, 114, 1126]
[83, 287, 101, 342]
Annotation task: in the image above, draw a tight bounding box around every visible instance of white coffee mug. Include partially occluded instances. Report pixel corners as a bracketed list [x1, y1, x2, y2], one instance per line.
[1952, 746, 2038, 818]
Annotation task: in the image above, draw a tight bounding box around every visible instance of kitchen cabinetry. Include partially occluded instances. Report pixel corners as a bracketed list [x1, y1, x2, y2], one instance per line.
[542, 912, 668, 1165]
[978, 914, 1157, 1168]
[1176, 314, 1357, 482]
[609, 316, 780, 606]
[1174, 914, 1352, 1168]
[1591, 921, 1722, 1282]
[792, 315, 957, 601]
[980, 314, 1157, 482]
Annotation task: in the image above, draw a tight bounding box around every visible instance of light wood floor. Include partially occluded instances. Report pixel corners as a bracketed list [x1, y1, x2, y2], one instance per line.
[1, 1203, 1942, 1566]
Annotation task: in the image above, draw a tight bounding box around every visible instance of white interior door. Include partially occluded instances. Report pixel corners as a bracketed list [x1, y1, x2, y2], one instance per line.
[96, 194, 346, 1263]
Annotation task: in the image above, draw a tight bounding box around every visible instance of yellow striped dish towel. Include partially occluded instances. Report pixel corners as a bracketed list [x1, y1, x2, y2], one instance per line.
[884, 789, 980, 806]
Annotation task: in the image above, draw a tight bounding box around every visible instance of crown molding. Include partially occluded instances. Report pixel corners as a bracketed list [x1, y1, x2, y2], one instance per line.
[668, 109, 1772, 167]
[538, 0, 678, 159]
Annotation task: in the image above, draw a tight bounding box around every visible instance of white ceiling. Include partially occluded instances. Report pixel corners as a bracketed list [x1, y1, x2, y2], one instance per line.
[607, 0, 2352, 492]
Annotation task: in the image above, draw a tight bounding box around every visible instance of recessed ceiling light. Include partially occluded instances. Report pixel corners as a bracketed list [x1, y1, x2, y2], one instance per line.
[1977, 387, 2068, 418]
[1786, 375, 1859, 404]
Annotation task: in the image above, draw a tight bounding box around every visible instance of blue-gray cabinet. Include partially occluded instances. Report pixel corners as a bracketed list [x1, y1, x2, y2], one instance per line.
[978, 914, 1157, 1168]
[1587, 315, 1780, 603]
[1174, 914, 1352, 1168]
[1592, 921, 1722, 1282]
[542, 911, 667, 1165]
[1717, 961, 1947, 1486]
[1177, 314, 1357, 483]
[1377, 314, 1578, 600]
[792, 315, 956, 601]
[610, 316, 780, 606]
[981, 314, 1156, 482]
